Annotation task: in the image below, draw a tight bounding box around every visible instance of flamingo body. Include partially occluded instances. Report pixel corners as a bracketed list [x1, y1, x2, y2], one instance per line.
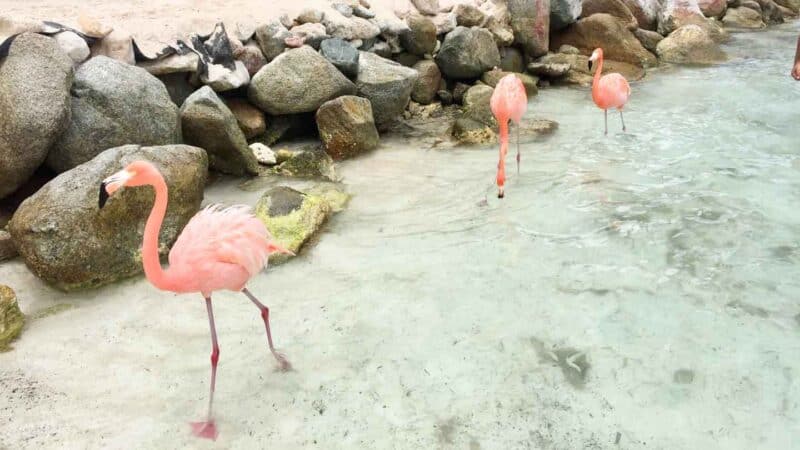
[490, 74, 528, 198]
[589, 48, 631, 134]
[99, 160, 292, 441]
[168, 205, 274, 296]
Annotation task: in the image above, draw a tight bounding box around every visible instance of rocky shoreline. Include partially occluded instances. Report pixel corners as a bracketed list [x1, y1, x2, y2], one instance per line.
[0, 0, 797, 343]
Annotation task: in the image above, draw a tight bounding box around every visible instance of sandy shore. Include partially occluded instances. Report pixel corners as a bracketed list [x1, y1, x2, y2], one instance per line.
[0, 0, 405, 46]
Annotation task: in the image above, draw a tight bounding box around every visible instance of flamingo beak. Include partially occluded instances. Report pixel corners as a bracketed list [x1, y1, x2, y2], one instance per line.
[588, 60, 593, 71]
[99, 169, 133, 209]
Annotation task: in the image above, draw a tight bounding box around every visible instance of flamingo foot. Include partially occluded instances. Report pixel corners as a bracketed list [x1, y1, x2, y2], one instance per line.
[273, 351, 293, 372]
[190, 420, 219, 440]
[497, 187, 505, 199]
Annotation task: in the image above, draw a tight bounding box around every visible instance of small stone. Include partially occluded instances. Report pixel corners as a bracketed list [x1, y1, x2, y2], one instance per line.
[297, 8, 326, 23]
[369, 41, 392, 58]
[499, 47, 525, 73]
[411, 0, 441, 15]
[453, 3, 487, 26]
[274, 147, 338, 181]
[224, 98, 267, 139]
[354, 6, 376, 18]
[250, 143, 277, 165]
[290, 23, 329, 49]
[77, 13, 113, 38]
[91, 28, 135, 65]
[320, 37, 360, 78]
[411, 60, 442, 104]
[400, 14, 437, 56]
[431, 12, 458, 34]
[333, 3, 354, 17]
[633, 28, 664, 54]
[0, 285, 24, 349]
[200, 60, 251, 92]
[53, 31, 90, 63]
[673, 369, 695, 384]
[452, 82, 470, 104]
[139, 52, 200, 75]
[234, 41, 268, 76]
[255, 21, 291, 61]
[316, 95, 380, 160]
[437, 89, 453, 105]
[0, 230, 17, 261]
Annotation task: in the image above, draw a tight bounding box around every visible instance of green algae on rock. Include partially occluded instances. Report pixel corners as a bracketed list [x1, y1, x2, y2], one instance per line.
[255, 185, 349, 263]
[0, 285, 24, 350]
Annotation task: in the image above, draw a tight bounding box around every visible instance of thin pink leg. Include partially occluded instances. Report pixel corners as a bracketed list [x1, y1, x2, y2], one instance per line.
[190, 297, 220, 440]
[243, 288, 292, 371]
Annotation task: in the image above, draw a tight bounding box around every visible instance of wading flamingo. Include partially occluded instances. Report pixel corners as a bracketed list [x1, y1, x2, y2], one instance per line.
[98, 160, 293, 441]
[490, 74, 528, 198]
[588, 48, 631, 135]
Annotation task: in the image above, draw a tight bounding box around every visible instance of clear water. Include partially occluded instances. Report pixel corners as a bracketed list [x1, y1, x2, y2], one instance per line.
[2, 23, 800, 449]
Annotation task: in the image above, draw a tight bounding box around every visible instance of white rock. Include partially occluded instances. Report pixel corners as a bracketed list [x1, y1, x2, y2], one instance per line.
[432, 12, 457, 34]
[91, 29, 135, 65]
[53, 31, 90, 63]
[250, 143, 277, 165]
[201, 60, 251, 92]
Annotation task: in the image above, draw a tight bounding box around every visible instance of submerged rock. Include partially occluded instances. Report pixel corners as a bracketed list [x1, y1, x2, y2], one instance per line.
[248, 46, 356, 115]
[550, 14, 657, 67]
[9, 145, 207, 291]
[273, 146, 338, 181]
[434, 26, 500, 79]
[254, 185, 349, 263]
[181, 87, 260, 175]
[355, 51, 418, 130]
[316, 96, 380, 160]
[46, 56, 181, 173]
[0, 285, 24, 350]
[656, 24, 727, 64]
[0, 33, 73, 200]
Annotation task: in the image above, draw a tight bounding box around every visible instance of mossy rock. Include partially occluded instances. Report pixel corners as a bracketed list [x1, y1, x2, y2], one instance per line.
[272, 147, 338, 181]
[0, 285, 24, 350]
[254, 185, 349, 263]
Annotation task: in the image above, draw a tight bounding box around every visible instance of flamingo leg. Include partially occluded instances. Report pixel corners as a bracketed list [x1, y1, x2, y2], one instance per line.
[190, 297, 220, 440]
[516, 122, 520, 175]
[604, 109, 608, 136]
[619, 110, 626, 132]
[243, 288, 292, 371]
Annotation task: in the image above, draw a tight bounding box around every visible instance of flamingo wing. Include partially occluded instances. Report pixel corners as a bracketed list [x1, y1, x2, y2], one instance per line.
[169, 204, 273, 278]
[598, 73, 630, 109]
[491, 74, 528, 124]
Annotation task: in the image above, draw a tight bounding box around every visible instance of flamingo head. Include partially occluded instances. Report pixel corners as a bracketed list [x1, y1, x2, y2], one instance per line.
[99, 160, 159, 209]
[588, 48, 603, 70]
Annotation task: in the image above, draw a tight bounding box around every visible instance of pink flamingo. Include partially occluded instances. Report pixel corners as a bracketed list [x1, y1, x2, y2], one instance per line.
[98, 160, 293, 440]
[588, 48, 631, 135]
[490, 74, 528, 198]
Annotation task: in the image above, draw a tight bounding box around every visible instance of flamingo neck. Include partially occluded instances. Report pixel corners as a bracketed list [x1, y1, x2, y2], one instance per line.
[591, 55, 604, 101]
[142, 173, 174, 291]
[497, 119, 509, 188]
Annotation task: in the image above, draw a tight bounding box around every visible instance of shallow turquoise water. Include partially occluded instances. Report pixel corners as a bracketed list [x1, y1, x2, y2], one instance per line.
[2, 22, 800, 450]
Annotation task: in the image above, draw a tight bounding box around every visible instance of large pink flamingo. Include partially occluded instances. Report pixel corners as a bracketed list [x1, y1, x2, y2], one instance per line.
[588, 48, 631, 135]
[490, 74, 528, 198]
[98, 160, 293, 440]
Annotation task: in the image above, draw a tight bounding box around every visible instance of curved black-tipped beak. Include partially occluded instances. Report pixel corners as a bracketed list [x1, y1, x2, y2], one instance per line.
[99, 182, 109, 209]
[588, 60, 593, 71]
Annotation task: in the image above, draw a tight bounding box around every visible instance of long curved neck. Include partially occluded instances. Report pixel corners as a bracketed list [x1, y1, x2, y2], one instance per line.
[142, 174, 173, 291]
[591, 55, 604, 101]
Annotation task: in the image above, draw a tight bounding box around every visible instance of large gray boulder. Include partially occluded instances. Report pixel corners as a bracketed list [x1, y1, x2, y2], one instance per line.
[180, 87, 260, 175]
[355, 51, 418, 130]
[551, 0, 583, 30]
[507, 0, 550, 57]
[656, 24, 727, 64]
[434, 26, 500, 79]
[0, 33, 73, 199]
[46, 56, 181, 173]
[8, 144, 208, 291]
[320, 37, 360, 78]
[316, 96, 380, 160]
[550, 14, 657, 67]
[248, 46, 356, 115]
